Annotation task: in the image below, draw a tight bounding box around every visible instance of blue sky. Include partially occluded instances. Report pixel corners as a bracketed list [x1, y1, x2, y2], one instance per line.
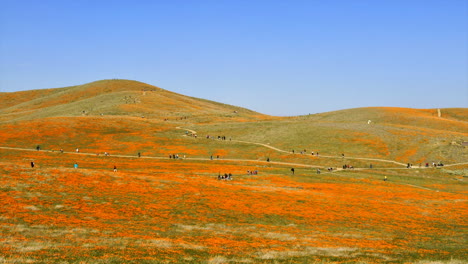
[1, 0, 467, 116]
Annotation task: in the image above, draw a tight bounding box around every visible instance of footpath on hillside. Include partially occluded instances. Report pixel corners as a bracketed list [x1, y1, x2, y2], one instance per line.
[176, 127, 461, 168]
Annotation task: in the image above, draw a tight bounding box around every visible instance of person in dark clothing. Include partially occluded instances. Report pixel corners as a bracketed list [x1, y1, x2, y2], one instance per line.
[31, 161, 35, 168]
[291, 168, 295, 175]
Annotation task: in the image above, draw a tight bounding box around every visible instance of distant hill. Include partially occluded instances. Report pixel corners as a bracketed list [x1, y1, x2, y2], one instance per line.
[0, 79, 269, 122]
[310, 107, 468, 133]
[192, 106, 468, 163]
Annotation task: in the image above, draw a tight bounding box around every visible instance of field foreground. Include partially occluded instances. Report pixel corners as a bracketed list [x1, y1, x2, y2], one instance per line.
[0, 146, 466, 264]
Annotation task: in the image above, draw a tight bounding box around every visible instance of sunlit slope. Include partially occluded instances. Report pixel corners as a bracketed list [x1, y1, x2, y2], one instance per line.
[192, 107, 468, 164]
[0, 80, 466, 164]
[0, 79, 269, 122]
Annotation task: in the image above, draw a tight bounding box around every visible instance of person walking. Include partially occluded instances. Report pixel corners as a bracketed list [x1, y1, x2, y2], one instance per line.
[30, 161, 35, 168]
[291, 168, 295, 175]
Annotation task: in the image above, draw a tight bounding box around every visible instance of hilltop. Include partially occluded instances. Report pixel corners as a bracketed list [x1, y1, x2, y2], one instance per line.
[0, 79, 269, 122]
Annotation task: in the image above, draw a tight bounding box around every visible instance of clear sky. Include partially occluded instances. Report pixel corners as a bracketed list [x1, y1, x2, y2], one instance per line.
[1, 0, 467, 116]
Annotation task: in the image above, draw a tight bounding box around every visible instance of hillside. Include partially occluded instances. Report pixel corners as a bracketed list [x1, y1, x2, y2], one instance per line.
[0, 79, 270, 122]
[0, 80, 466, 164]
[0, 80, 467, 263]
[190, 107, 468, 164]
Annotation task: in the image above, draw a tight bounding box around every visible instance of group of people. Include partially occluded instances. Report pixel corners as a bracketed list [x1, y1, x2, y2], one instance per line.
[210, 155, 220, 160]
[342, 164, 354, 169]
[206, 135, 231, 141]
[186, 131, 197, 138]
[247, 170, 258, 175]
[164, 116, 189, 121]
[427, 162, 444, 167]
[291, 149, 319, 156]
[218, 173, 232, 180]
[169, 154, 179, 159]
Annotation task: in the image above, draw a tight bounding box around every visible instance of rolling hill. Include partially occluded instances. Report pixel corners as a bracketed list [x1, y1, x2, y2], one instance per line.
[0, 79, 467, 263]
[0, 79, 270, 123]
[0, 79, 466, 165]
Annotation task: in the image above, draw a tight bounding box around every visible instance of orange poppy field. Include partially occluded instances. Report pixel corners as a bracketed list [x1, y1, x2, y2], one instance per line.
[0, 80, 467, 263]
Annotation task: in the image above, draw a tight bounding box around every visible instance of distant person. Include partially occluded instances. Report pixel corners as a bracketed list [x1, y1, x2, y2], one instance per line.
[113, 165, 117, 172]
[30, 161, 35, 168]
[291, 168, 295, 175]
[74, 163, 78, 169]
[138, 152, 141, 158]
[316, 169, 320, 174]
[384, 176, 387, 181]
[60, 149, 63, 153]
[370, 164, 373, 169]
[76, 148, 79, 153]
[267, 157, 270, 162]
[36, 145, 40, 151]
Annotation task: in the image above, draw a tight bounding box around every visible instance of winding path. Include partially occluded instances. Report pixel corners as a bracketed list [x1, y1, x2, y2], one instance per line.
[176, 127, 423, 168]
[1, 126, 465, 170]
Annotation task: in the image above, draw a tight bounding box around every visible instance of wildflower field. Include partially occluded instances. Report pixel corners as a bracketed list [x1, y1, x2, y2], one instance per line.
[0, 80, 467, 263]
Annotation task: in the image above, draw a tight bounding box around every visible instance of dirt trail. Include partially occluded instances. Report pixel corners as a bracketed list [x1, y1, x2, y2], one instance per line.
[0, 146, 321, 169]
[1, 126, 464, 177]
[176, 127, 407, 167]
[1, 145, 462, 193]
[176, 127, 197, 135]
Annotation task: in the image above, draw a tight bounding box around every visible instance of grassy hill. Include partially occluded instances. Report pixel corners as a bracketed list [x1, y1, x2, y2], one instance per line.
[0, 79, 466, 163]
[188, 107, 468, 164]
[0, 79, 270, 122]
[0, 79, 467, 263]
